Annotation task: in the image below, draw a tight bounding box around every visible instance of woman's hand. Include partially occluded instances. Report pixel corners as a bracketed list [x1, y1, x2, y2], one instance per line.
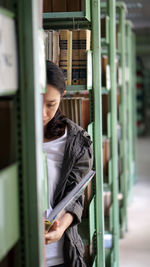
[45, 220, 63, 244]
[45, 212, 73, 244]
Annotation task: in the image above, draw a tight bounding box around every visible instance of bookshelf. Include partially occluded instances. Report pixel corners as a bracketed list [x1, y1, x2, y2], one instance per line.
[0, 1, 137, 267]
[116, 3, 128, 238]
[126, 21, 136, 200]
[101, 1, 119, 266]
[0, 0, 46, 266]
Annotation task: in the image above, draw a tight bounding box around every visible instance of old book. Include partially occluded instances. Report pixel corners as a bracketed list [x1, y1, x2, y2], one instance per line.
[52, 31, 60, 65]
[81, 98, 90, 129]
[48, 30, 53, 60]
[79, 30, 91, 85]
[43, 0, 52, 12]
[82, 180, 92, 217]
[102, 94, 109, 134]
[101, 16, 106, 38]
[72, 30, 80, 85]
[102, 137, 110, 178]
[59, 30, 72, 85]
[52, 0, 67, 12]
[67, 0, 81, 11]
[45, 30, 60, 65]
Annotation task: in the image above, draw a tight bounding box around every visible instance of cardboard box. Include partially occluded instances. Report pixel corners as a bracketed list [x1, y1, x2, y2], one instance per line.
[52, 0, 67, 12]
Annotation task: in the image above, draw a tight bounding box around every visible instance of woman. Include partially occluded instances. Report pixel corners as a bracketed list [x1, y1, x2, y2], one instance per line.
[43, 61, 93, 267]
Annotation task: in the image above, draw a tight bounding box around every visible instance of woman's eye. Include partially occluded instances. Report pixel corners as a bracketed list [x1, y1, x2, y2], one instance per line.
[47, 104, 55, 108]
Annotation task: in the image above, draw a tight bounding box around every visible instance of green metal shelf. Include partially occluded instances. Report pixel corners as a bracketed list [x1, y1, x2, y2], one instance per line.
[104, 183, 112, 192]
[0, 163, 19, 261]
[43, 11, 90, 20]
[0, 90, 18, 97]
[43, 0, 91, 29]
[102, 88, 110, 95]
[66, 85, 87, 91]
[101, 47, 109, 55]
[101, 38, 109, 46]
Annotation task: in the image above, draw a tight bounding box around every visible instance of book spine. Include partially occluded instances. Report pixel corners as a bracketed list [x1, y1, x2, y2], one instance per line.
[67, 0, 81, 12]
[59, 30, 72, 85]
[43, 0, 52, 12]
[52, 0, 67, 12]
[79, 30, 91, 85]
[53, 31, 60, 66]
[72, 30, 80, 85]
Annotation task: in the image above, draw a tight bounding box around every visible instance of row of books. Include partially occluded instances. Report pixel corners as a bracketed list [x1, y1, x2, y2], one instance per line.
[45, 29, 91, 85]
[60, 96, 90, 129]
[43, 0, 83, 13]
[45, 30, 124, 89]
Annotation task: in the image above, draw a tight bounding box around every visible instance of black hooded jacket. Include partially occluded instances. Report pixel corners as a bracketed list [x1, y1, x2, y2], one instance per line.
[52, 118, 93, 267]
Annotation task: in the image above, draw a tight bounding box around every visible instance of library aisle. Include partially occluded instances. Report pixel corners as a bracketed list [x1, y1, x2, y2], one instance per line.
[119, 138, 150, 267]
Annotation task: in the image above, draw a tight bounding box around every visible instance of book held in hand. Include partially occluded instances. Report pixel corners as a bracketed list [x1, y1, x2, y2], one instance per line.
[45, 169, 95, 233]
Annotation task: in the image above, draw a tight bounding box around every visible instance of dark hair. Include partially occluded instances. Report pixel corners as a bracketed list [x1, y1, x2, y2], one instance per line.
[46, 60, 66, 95]
[44, 61, 67, 140]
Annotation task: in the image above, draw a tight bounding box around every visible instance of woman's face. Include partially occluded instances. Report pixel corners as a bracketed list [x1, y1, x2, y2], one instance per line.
[43, 84, 61, 128]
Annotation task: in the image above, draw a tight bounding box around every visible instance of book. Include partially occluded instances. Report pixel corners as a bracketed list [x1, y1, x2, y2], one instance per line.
[45, 30, 60, 65]
[45, 169, 95, 232]
[59, 30, 72, 85]
[43, 0, 52, 12]
[52, 0, 67, 12]
[60, 97, 90, 129]
[72, 30, 91, 85]
[67, 0, 82, 11]
[72, 30, 80, 85]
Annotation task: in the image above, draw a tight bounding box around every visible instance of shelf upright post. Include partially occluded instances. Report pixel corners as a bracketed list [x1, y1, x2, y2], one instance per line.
[92, 0, 105, 266]
[18, 0, 45, 266]
[132, 33, 137, 183]
[126, 22, 134, 199]
[120, 4, 128, 234]
[108, 0, 119, 265]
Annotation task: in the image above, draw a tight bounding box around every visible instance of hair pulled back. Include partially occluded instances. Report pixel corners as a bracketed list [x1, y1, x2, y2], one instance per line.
[44, 61, 67, 140]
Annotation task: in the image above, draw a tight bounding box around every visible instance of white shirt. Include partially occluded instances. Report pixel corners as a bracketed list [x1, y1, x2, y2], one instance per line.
[43, 128, 67, 267]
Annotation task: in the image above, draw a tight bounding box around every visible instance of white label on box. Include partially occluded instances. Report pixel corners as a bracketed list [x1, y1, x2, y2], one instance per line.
[0, 12, 18, 94]
[106, 65, 111, 90]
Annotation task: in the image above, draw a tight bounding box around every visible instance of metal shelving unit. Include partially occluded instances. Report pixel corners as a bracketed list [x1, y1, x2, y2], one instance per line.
[0, 1, 45, 266]
[101, 1, 119, 266]
[126, 21, 135, 201]
[0, 1, 137, 267]
[116, 2, 128, 238]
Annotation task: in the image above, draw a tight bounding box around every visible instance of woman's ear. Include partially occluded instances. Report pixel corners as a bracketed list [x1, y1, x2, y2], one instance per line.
[62, 90, 66, 97]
